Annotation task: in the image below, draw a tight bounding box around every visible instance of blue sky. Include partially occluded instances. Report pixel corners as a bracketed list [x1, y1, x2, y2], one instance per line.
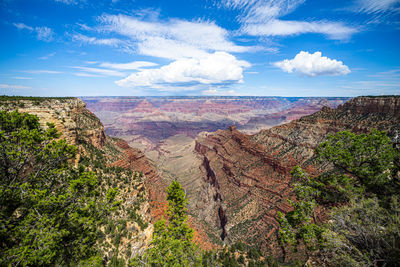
[0, 0, 399, 97]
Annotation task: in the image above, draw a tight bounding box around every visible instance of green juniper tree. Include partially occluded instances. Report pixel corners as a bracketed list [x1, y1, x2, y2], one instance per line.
[132, 180, 201, 266]
[278, 129, 400, 266]
[0, 110, 118, 266]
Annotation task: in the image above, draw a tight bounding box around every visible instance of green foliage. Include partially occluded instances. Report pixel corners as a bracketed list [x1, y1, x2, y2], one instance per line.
[326, 197, 400, 266]
[317, 129, 398, 193]
[278, 129, 400, 266]
[0, 95, 75, 102]
[131, 180, 201, 266]
[277, 167, 325, 256]
[0, 110, 118, 266]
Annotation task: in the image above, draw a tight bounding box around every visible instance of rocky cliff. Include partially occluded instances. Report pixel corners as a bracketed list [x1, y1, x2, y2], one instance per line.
[0, 97, 159, 263]
[192, 96, 400, 254]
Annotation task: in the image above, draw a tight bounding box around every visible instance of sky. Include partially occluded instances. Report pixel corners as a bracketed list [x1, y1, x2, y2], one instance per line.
[0, 0, 399, 97]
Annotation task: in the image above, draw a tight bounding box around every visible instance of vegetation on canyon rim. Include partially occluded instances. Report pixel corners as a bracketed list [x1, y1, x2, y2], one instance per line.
[278, 129, 400, 266]
[0, 110, 120, 266]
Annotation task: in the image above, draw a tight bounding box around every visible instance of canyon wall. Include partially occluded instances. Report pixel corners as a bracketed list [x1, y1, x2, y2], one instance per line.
[192, 96, 400, 253]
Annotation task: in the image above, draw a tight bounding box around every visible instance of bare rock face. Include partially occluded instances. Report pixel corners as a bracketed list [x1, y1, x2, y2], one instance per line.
[192, 96, 400, 254]
[341, 96, 400, 115]
[0, 98, 106, 149]
[194, 126, 295, 252]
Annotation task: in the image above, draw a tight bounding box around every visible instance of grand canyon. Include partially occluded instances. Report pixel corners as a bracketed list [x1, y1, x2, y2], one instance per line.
[83, 96, 400, 252]
[2, 95, 399, 266]
[3, 0, 400, 265]
[82, 95, 400, 256]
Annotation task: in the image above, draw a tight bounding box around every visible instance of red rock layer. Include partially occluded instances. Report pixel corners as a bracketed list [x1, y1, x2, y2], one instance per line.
[194, 125, 296, 254]
[110, 138, 168, 220]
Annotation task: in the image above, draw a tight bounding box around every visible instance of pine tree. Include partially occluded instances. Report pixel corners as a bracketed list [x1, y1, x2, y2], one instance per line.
[0, 110, 117, 266]
[278, 129, 400, 265]
[132, 180, 201, 266]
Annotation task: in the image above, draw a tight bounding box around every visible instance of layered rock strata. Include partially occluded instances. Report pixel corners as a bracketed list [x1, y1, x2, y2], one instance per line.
[193, 96, 400, 254]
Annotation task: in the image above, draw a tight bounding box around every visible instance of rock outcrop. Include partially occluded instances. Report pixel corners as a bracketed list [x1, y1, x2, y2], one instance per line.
[0, 98, 106, 150]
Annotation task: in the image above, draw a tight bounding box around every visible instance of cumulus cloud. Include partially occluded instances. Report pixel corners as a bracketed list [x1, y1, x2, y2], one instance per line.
[116, 52, 250, 89]
[273, 51, 351, 77]
[220, 0, 358, 40]
[97, 14, 252, 59]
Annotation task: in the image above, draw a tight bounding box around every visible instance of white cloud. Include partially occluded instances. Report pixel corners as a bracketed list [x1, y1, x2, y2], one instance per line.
[36, 27, 54, 41]
[116, 52, 250, 89]
[13, 23, 54, 42]
[72, 33, 122, 46]
[13, 22, 33, 31]
[273, 51, 351, 77]
[97, 14, 252, 59]
[54, 0, 81, 5]
[242, 19, 358, 40]
[352, 0, 400, 14]
[368, 68, 400, 78]
[71, 66, 125, 77]
[99, 61, 158, 70]
[203, 89, 218, 94]
[13, 77, 33, 80]
[220, 0, 358, 40]
[22, 70, 61, 74]
[0, 84, 31, 89]
[73, 72, 104, 77]
[76, 23, 93, 31]
[203, 89, 237, 95]
[231, 0, 305, 23]
[38, 52, 56, 60]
